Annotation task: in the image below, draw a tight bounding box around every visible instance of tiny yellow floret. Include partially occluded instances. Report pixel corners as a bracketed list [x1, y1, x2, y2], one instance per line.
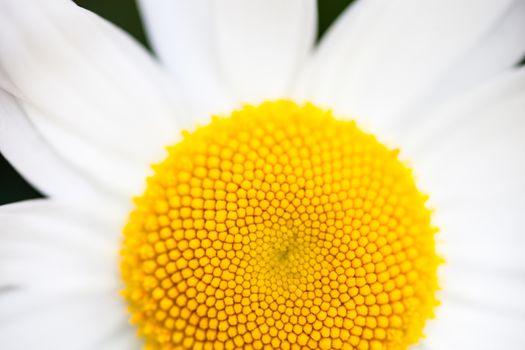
[121, 100, 439, 350]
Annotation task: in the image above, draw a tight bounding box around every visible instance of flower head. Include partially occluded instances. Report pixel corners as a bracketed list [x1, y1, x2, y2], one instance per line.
[0, 1, 524, 349]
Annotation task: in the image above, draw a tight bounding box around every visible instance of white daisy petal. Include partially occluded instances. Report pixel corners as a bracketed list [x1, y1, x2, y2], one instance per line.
[97, 327, 141, 350]
[399, 0, 525, 123]
[0, 291, 135, 350]
[0, 89, 100, 201]
[137, 0, 234, 118]
[408, 67, 525, 200]
[400, 67, 525, 344]
[0, 199, 134, 349]
[138, 0, 317, 108]
[0, 199, 124, 292]
[442, 255, 525, 317]
[422, 297, 525, 350]
[211, 0, 316, 103]
[0, 0, 189, 197]
[300, 0, 522, 135]
[432, 195, 525, 270]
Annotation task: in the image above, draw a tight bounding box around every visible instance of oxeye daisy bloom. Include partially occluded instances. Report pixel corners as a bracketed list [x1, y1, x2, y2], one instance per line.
[1, 0, 525, 349]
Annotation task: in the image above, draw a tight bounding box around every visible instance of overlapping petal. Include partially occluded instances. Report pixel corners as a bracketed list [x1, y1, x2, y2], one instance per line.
[0, 0, 189, 198]
[298, 0, 524, 137]
[138, 0, 316, 115]
[0, 90, 99, 201]
[0, 199, 136, 349]
[407, 67, 525, 348]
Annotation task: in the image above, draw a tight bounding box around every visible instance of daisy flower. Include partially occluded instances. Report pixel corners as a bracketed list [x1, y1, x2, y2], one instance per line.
[1, 0, 525, 349]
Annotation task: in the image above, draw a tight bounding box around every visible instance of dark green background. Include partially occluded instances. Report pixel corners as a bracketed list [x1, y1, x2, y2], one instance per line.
[0, 0, 353, 205]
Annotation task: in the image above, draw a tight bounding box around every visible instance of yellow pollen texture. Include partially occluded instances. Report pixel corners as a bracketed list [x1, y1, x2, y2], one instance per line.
[120, 101, 439, 350]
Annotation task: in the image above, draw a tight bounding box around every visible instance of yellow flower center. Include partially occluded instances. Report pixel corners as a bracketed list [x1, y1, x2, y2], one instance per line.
[120, 101, 439, 350]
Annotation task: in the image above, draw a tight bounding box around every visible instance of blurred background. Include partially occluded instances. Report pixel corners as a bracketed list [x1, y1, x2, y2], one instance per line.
[0, 0, 354, 205]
